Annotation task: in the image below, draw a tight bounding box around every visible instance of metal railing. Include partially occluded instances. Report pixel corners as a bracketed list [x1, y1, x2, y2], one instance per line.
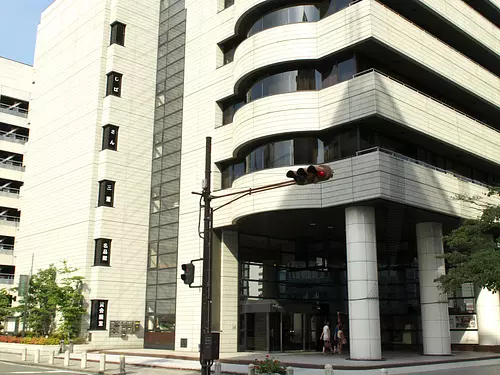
[0, 159, 24, 170]
[0, 187, 20, 195]
[0, 103, 28, 118]
[352, 68, 495, 132]
[0, 273, 14, 284]
[0, 215, 20, 223]
[355, 146, 490, 188]
[0, 130, 28, 143]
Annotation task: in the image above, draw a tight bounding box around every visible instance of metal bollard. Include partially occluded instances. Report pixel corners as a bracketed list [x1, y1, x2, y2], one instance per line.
[248, 363, 255, 375]
[21, 347, 27, 361]
[34, 349, 40, 363]
[48, 351, 54, 365]
[286, 366, 294, 375]
[64, 350, 70, 367]
[119, 354, 126, 374]
[380, 369, 389, 375]
[214, 361, 222, 375]
[325, 364, 333, 375]
[99, 353, 106, 373]
[81, 351, 87, 369]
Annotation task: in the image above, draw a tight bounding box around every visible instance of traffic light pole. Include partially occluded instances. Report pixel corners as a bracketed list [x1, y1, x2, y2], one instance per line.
[200, 136, 212, 375]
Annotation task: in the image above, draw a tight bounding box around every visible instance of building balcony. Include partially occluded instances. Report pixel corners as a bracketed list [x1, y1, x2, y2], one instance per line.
[0, 216, 20, 237]
[213, 147, 496, 228]
[0, 245, 14, 266]
[0, 104, 28, 118]
[230, 0, 498, 114]
[215, 70, 500, 169]
[0, 273, 14, 285]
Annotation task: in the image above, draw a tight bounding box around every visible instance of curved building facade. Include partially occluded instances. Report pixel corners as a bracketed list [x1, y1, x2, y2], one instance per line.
[150, 0, 500, 358]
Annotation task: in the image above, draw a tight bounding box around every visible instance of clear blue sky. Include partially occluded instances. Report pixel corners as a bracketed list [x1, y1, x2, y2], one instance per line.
[0, 0, 55, 65]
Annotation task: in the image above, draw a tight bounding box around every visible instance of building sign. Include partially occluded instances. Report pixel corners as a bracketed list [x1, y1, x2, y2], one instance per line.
[102, 125, 119, 151]
[94, 239, 111, 266]
[98, 180, 115, 207]
[450, 314, 477, 330]
[18, 275, 29, 297]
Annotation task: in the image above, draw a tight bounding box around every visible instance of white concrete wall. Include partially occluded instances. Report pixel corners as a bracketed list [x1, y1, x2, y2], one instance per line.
[15, 0, 158, 348]
[176, 0, 500, 352]
[0, 57, 32, 97]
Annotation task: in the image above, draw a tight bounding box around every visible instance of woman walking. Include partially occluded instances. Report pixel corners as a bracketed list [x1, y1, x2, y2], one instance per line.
[320, 321, 334, 354]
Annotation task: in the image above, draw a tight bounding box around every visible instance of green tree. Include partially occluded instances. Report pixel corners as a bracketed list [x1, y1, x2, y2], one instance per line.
[57, 261, 86, 339]
[437, 189, 500, 293]
[0, 288, 13, 326]
[16, 262, 86, 338]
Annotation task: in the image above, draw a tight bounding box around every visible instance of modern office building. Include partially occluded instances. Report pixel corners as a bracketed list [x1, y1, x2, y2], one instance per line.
[14, 0, 500, 356]
[158, 0, 500, 359]
[0, 57, 31, 288]
[14, 0, 159, 348]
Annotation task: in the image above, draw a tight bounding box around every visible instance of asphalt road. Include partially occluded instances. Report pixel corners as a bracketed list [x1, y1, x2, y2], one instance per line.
[417, 364, 500, 375]
[0, 361, 85, 374]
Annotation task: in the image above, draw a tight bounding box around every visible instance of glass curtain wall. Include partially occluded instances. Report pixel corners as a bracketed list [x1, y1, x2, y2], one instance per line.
[145, 0, 187, 350]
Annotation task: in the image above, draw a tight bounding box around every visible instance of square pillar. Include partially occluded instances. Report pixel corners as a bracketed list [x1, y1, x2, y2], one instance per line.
[416, 222, 451, 355]
[219, 230, 239, 353]
[345, 206, 382, 360]
[477, 288, 500, 346]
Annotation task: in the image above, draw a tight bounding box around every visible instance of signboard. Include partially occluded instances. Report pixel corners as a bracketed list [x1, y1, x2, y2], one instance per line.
[96, 301, 107, 329]
[18, 275, 29, 297]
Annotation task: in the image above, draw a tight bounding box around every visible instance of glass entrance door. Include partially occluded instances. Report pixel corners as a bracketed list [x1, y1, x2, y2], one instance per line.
[269, 313, 281, 352]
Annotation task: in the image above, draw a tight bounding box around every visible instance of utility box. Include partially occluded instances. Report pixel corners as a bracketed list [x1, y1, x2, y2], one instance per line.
[201, 332, 220, 361]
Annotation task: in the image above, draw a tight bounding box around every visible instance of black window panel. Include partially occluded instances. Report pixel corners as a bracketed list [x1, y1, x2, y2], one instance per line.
[110, 22, 126, 46]
[106, 72, 123, 97]
[98, 180, 115, 207]
[102, 125, 119, 151]
[90, 300, 108, 330]
[94, 238, 111, 266]
[224, 0, 234, 8]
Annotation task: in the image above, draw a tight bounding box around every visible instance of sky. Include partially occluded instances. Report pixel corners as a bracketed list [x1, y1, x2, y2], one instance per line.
[0, 0, 55, 65]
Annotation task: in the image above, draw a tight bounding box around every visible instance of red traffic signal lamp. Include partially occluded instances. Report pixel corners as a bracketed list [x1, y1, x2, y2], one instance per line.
[181, 263, 195, 285]
[286, 164, 333, 185]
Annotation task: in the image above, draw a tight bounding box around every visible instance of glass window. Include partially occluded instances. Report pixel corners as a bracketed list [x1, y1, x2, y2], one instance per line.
[246, 146, 265, 173]
[224, 0, 234, 9]
[268, 141, 292, 168]
[294, 138, 318, 164]
[338, 58, 356, 82]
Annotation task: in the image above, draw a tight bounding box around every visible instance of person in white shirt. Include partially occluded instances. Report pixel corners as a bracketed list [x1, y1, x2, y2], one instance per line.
[319, 321, 334, 354]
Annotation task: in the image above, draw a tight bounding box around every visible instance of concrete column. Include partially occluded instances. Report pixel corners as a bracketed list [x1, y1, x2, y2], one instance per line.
[476, 288, 500, 346]
[416, 222, 451, 355]
[219, 230, 239, 353]
[345, 206, 381, 360]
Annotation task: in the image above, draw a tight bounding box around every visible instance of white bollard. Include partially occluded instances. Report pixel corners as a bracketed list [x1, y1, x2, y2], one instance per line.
[99, 353, 106, 373]
[81, 351, 87, 369]
[48, 350, 54, 365]
[380, 369, 389, 375]
[119, 354, 126, 374]
[64, 350, 70, 367]
[21, 347, 27, 361]
[34, 349, 40, 363]
[248, 363, 255, 375]
[286, 366, 294, 375]
[214, 361, 222, 375]
[325, 364, 333, 375]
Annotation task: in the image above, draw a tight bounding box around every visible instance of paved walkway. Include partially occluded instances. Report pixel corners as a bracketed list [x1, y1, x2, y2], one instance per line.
[0, 348, 500, 374]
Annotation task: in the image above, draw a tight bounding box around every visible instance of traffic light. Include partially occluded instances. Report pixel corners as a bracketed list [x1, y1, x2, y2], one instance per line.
[181, 263, 195, 285]
[286, 164, 333, 185]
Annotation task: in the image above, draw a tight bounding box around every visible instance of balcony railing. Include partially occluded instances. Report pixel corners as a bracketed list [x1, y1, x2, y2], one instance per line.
[353, 68, 495, 132]
[0, 159, 24, 171]
[356, 147, 491, 188]
[0, 130, 28, 143]
[0, 103, 28, 118]
[0, 215, 20, 223]
[0, 273, 14, 284]
[0, 187, 20, 196]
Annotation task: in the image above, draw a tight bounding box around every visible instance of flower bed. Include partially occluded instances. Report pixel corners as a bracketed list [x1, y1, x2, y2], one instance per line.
[0, 335, 60, 345]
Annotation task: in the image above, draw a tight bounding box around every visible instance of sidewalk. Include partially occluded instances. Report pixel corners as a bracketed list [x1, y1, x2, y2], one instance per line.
[0, 348, 499, 375]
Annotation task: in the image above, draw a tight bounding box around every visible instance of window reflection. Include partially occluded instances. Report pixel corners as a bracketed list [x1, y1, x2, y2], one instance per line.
[220, 125, 500, 189]
[247, 5, 323, 37]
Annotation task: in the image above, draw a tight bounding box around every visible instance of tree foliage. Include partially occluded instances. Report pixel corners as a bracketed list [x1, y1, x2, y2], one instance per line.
[0, 289, 13, 325]
[17, 262, 86, 338]
[437, 189, 500, 293]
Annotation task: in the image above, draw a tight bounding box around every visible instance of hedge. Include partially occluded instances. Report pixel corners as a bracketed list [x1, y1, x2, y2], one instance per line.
[0, 335, 61, 345]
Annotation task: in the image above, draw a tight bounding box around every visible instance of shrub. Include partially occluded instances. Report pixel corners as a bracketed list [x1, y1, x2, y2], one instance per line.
[0, 335, 60, 345]
[254, 355, 286, 374]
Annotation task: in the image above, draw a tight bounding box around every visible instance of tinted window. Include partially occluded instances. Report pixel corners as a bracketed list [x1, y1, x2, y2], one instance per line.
[110, 22, 126, 46]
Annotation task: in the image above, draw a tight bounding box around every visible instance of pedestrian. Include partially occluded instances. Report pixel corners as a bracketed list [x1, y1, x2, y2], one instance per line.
[337, 324, 346, 355]
[333, 322, 340, 353]
[320, 321, 334, 354]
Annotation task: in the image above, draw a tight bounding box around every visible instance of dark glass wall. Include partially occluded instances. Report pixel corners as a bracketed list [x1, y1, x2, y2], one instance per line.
[145, 0, 186, 350]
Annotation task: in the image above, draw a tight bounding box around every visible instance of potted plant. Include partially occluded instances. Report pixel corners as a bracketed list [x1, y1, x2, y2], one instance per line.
[254, 355, 286, 375]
